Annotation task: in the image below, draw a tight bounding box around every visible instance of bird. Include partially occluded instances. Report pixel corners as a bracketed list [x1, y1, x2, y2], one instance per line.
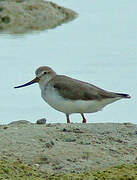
[14, 66, 131, 123]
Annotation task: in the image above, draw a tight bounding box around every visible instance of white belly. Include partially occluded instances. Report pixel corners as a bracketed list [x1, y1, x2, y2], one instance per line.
[41, 86, 121, 114]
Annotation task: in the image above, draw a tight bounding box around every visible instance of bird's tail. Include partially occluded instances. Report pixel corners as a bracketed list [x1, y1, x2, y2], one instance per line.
[116, 93, 131, 98]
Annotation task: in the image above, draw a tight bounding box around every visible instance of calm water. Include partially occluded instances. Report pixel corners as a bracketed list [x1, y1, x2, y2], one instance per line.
[0, 0, 137, 124]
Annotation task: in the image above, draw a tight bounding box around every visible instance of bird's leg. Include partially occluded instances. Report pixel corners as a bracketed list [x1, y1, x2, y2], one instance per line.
[66, 114, 70, 123]
[81, 113, 87, 123]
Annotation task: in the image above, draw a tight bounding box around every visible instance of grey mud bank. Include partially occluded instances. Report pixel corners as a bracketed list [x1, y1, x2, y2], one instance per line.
[0, 0, 77, 34]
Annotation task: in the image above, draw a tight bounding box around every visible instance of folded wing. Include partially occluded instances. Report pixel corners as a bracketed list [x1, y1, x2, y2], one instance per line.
[50, 75, 127, 101]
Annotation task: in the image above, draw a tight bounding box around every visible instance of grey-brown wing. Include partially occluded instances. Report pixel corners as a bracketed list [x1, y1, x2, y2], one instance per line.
[50, 75, 118, 101]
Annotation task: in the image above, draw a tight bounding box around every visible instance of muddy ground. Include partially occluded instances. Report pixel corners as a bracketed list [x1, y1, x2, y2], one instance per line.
[0, 121, 136, 175]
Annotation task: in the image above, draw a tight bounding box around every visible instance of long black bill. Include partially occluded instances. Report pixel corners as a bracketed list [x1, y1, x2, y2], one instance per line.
[14, 77, 39, 88]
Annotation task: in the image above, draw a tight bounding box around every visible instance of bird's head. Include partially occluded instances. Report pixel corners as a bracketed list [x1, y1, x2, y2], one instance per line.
[14, 66, 56, 89]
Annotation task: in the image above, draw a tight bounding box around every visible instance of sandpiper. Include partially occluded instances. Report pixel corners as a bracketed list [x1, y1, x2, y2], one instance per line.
[14, 66, 131, 123]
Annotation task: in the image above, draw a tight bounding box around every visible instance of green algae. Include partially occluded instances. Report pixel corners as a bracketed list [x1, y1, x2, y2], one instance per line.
[0, 160, 136, 180]
[0, 160, 47, 179]
[92, 164, 137, 180]
[45, 164, 137, 180]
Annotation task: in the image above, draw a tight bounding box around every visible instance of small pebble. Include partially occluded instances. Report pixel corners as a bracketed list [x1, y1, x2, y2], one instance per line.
[36, 118, 46, 125]
[62, 128, 67, 132]
[3, 126, 8, 129]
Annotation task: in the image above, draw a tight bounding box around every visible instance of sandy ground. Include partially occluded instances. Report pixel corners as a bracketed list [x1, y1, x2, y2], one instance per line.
[0, 121, 136, 174]
[0, 0, 77, 34]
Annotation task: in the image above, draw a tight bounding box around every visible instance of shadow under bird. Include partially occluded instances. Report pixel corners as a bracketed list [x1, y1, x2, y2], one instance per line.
[14, 66, 131, 123]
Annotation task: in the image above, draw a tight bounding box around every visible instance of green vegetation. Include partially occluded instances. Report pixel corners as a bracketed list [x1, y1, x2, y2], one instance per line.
[0, 160, 136, 180]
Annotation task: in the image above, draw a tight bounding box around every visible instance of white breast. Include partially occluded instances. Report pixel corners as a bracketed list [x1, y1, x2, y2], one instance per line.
[41, 85, 121, 114]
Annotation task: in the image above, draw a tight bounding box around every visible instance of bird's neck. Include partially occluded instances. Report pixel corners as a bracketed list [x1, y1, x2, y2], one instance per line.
[39, 75, 56, 90]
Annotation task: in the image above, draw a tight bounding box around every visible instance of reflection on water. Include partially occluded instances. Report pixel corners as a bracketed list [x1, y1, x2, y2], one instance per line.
[0, 0, 137, 124]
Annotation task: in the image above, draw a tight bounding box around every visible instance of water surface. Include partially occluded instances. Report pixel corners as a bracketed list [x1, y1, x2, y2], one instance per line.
[0, 0, 137, 124]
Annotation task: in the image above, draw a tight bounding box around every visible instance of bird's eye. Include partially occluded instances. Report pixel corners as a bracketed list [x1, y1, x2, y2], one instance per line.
[43, 72, 47, 75]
